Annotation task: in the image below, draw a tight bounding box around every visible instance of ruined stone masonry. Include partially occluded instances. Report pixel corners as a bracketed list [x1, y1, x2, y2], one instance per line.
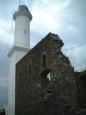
[15, 33, 86, 115]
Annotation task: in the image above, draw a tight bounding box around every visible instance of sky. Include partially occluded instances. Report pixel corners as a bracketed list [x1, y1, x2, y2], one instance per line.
[0, 0, 86, 105]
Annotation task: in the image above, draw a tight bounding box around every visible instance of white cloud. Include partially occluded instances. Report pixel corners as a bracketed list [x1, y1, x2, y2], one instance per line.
[31, 0, 71, 29]
[63, 44, 86, 71]
[0, 77, 8, 88]
[30, 0, 72, 46]
[0, 19, 14, 44]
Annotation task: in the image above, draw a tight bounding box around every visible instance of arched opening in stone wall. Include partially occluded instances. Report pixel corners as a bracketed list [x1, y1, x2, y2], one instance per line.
[40, 69, 54, 98]
[40, 69, 52, 91]
[42, 54, 46, 67]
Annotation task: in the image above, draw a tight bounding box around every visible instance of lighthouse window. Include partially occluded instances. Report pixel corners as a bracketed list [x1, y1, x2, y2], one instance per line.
[24, 30, 26, 33]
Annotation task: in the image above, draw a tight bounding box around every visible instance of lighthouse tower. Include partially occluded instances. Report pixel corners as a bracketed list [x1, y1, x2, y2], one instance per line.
[8, 5, 32, 115]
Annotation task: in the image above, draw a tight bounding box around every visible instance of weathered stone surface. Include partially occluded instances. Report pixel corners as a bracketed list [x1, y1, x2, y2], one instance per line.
[15, 33, 79, 115]
[75, 71, 86, 109]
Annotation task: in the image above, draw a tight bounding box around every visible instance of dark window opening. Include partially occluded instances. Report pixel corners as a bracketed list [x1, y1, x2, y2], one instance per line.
[47, 90, 52, 93]
[29, 65, 31, 75]
[24, 30, 26, 33]
[18, 72, 22, 81]
[42, 54, 46, 67]
[19, 73, 21, 76]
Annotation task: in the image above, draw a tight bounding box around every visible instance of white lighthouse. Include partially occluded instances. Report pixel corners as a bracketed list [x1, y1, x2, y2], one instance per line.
[8, 5, 32, 115]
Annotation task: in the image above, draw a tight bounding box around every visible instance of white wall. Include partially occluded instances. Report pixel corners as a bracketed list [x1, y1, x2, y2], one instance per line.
[8, 49, 28, 115]
[8, 52, 15, 115]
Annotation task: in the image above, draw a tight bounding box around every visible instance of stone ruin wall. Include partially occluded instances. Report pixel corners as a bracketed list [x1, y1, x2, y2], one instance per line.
[16, 33, 79, 115]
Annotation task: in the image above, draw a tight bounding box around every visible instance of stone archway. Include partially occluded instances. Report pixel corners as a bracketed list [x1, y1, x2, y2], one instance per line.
[40, 69, 53, 96]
